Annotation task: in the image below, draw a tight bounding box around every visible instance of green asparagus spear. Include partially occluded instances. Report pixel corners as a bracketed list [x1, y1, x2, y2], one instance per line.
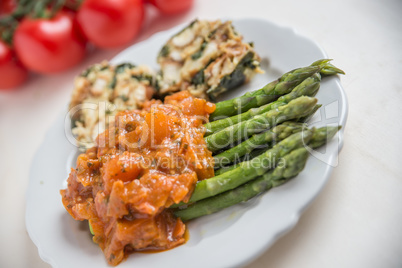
[298, 104, 322, 123]
[174, 126, 341, 217]
[213, 147, 270, 176]
[205, 74, 321, 135]
[214, 121, 306, 168]
[205, 73, 321, 135]
[214, 125, 341, 176]
[190, 130, 313, 203]
[205, 96, 317, 152]
[308, 125, 342, 148]
[209, 59, 344, 121]
[174, 147, 309, 221]
[314, 62, 345, 76]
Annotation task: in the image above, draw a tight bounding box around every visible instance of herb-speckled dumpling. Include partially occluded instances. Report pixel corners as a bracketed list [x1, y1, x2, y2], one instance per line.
[157, 19, 263, 100]
[69, 61, 156, 150]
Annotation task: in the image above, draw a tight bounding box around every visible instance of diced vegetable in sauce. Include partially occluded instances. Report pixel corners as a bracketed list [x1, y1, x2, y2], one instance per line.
[61, 91, 216, 266]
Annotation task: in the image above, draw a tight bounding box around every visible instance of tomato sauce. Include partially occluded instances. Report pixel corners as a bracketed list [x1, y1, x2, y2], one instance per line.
[61, 91, 215, 265]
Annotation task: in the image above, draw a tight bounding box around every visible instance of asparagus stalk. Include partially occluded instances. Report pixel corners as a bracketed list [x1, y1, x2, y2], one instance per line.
[205, 96, 317, 153]
[174, 147, 309, 221]
[209, 59, 344, 121]
[298, 104, 322, 123]
[214, 125, 341, 176]
[214, 147, 269, 176]
[205, 73, 321, 135]
[215, 104, 320, 167]
[190, 130, 313, 203]
[314, 62, 345, 76]
[174, 126, 341, 219]
[309, 125, 342, 148]
[214, 121, 306, 168]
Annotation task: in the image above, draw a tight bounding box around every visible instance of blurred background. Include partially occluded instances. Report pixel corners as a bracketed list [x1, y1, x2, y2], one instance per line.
[0, 0, 401, 267]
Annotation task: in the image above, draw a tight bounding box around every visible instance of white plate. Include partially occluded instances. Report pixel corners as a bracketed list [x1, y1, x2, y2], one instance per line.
[26, 18, 348, 268]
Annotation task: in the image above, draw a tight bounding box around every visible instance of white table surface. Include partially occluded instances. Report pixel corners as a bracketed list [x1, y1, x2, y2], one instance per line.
[1, 0, 401, 267]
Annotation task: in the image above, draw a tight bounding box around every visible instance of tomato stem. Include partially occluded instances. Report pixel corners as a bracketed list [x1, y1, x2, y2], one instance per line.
[0, 0, 69, 44]
[64, 0, 83, 11]
[0, 16, 18, 45]
[49, 0, 66, 18]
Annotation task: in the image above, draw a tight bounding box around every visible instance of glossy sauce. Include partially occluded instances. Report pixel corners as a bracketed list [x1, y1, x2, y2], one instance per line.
[61, 91, 215, 266]
[137, 228, 191, 254]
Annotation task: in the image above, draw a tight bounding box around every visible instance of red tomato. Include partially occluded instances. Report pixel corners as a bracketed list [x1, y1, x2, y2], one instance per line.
[77, 0, 145, 49]
[148, 0, 194, 14]
[0, 0, 16, 15]
[0, 41, 28, 90]
[13, 11, 86, 74]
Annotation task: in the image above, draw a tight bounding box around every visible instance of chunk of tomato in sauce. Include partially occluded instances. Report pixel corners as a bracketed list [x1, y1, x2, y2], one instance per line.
[102, 151, 143, 192]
